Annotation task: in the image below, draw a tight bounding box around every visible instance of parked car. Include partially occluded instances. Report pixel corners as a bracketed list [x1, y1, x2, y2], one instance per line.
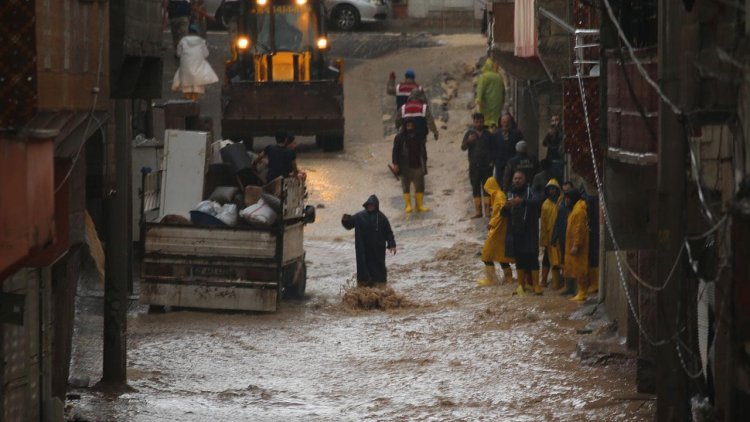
[325, 0, 390, 31]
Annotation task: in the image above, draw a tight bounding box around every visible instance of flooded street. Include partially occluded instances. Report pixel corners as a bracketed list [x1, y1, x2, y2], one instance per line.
[67, 32, 653, 421]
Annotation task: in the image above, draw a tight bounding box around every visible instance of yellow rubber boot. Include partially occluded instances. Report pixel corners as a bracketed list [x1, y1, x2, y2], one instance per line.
[403, 193, 413, 213]
[540, 267, 550, 288]
[415, 193, 429, 212]
[472, 197, 482, 218]
[515, 270, 526, 296]
[502, 266, 513, 284]
[587, 267, 599, 295]
[550, 269, 562, 290]
[570, 278, 588, 302]
[531, 270, 542, 295]
[477, 265, 499, 287]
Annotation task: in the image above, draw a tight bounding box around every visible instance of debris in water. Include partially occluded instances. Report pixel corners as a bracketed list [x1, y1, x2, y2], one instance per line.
[434, 241, 482, 261]
[342, 286, 416, 310]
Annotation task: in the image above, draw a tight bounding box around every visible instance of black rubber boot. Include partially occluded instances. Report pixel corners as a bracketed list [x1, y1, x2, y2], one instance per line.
[560, 278, 576, 296]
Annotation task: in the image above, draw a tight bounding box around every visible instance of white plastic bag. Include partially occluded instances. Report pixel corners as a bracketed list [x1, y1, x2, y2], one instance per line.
[240, 199, 277, 225]
[216, 203, 238, 226]
[194, 200, 221, 216]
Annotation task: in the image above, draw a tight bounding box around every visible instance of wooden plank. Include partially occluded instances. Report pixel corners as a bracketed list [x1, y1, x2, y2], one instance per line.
[144, 225, 277, 259]
[282, 223, 304, 263]
[139, 282, 278, 312]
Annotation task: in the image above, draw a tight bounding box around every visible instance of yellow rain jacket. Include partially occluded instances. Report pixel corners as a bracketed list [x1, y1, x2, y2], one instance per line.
[564, 199, 589, 279]
[540, 179, 562, 267]
[475, 59, 505, 127]
[481, 177, 513, 264]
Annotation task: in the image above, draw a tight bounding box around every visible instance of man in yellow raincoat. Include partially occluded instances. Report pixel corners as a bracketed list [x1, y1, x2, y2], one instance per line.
[540, 179, 563, 290]
[564, 188, 590, 301]
[475, 59, 505, 129]
[477, 176, 514, 286]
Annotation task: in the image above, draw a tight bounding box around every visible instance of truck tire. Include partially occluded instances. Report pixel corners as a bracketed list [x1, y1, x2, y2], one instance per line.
[319, 134, 344, 152]
[283, 261, 307, 300]
[214, 6, 229, 30]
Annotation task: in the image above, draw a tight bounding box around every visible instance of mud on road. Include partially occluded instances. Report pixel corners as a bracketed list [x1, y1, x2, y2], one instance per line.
[67, 33, 654, 421]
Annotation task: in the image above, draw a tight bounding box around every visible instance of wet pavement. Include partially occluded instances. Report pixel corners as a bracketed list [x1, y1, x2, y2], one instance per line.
[66, 31, 654, 421]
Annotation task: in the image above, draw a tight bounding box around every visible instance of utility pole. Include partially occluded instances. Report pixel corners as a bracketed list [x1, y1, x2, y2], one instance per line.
[656, 0, 688, 419]
[102, 99, 132, 385]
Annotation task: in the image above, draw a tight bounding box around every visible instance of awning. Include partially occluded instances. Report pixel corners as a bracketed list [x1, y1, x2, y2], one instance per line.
[22, 111, 109, 158]
[490, 48, 551, 81]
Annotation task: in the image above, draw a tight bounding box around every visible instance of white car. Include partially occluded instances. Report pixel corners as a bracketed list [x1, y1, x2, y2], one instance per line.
[202, 0, 389, 31]
[325, 0, 390, 31]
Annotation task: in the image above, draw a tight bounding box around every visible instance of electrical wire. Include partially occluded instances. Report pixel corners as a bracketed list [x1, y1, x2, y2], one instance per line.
[54, 2, 105, 193]
[599, 0, 683, 117]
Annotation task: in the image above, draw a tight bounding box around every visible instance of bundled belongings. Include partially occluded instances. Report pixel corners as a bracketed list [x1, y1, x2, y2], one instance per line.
[240, 198, 277, 225]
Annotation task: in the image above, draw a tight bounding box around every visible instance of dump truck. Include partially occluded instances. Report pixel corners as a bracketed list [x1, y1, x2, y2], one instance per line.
[222, 0, 345, 151]
[139, 177, 312, 312]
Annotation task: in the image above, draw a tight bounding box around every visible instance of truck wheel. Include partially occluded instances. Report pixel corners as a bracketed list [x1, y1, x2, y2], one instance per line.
[284, 262, 307, 300]
[148, 305, 166, 314]
[321, 134, 344, 152]
[334, 5, 360, 31]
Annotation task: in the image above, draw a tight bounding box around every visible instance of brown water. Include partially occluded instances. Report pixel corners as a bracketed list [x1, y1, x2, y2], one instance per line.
[66, 33, 653, 421]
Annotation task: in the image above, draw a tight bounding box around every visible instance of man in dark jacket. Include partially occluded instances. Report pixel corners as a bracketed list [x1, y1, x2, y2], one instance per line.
[503, 171, 543, 295]
[342, 195, 397, 288]
[461, 113, 494, 218]
[542, 114, 564, 182]
[168, 0, 192, 53]
[491, 113, 524, 181]
[503, 140, 539, 192]
[392, 119, 429, 213]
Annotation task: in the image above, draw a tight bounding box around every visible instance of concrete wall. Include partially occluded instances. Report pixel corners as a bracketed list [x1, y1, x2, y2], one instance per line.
[408, 0, 484, 19]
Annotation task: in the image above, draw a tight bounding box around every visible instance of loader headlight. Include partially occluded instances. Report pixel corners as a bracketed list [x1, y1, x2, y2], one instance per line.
[296, 0, 307, 5]
[236, 36, 250, 50]
[257, 0, 268, 5]
[316, 37, 328, 50]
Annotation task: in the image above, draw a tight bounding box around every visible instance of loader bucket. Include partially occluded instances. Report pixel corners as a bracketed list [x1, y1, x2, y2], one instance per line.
[221, 81, 344, 139]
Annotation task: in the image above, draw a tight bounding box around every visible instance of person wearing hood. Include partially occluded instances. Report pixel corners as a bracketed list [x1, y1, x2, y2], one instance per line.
[392, 119, 429, 213]
[387, 69, 422, 112]
[172, 24, 219, 101]
[168, 0, 192, 54]
[564, 187, 590, 302]
[502, 170, 543, 295]
[584, 190, 600, 295]
[475, 58, 505, 129]
[503, 140, 539, 192]
[477, 176, 514, 286]
[540, 179, 563, 290]
[341, 195, 397, 287]
[552, 181, 575, 295]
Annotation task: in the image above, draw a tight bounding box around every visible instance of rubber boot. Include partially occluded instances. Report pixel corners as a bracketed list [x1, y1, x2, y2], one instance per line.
[477, 265, 499, 287]
[515, 270, 526, 296]
[587, 267, 599, 295]
[415, 193, 429, 212]
[550, 269, 562, 290]
[540, 267, 550, 288]
[502, 266, 513, 284]
[531, 270, 543, 295]
[403, 193, 413, 213]
[570, 278, 588, 302]
[560, 278, 576, 296]
[472, 197, 482, 218]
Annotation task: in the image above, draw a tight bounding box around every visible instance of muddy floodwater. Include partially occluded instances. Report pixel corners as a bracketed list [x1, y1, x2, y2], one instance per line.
[66, 32, 654, 421]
